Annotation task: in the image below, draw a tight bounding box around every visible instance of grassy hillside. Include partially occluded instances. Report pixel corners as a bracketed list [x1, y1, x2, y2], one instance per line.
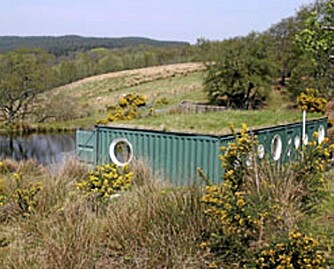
[37, 63, 206, 129]
[37, 62, 321, 133]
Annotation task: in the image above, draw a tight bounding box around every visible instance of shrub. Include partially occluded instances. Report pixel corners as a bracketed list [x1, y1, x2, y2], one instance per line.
[13, 173, 43, 217]
[76, 163, 133, 204]
[291, 133, 333, 213]
[297, 88, 328, 113]
[97, 93, 151, 124]
[201, 124, 261, 265]
[0, 171, 43, 221]
[200, 124, 333, 267]
[255, 231, 327, 268]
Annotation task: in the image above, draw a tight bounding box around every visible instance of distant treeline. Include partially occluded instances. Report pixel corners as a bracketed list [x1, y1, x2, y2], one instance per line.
[0, 35, 189, 56]
[0, 36, 196, 90]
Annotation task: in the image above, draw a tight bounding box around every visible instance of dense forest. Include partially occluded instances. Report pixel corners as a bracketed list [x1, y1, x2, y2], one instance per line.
[0, 35, 189, 56]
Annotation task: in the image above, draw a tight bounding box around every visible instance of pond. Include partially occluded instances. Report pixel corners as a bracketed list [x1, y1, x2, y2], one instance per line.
[0, 133, 76, 165]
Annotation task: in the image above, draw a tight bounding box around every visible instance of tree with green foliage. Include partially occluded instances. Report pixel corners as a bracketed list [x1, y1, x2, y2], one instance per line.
[266, 12, 309, 87]
[0, 49, 52, 125]
[292, 0, 334, 98]
[203, 34, 275, 109]
[58, 60, 77, 84]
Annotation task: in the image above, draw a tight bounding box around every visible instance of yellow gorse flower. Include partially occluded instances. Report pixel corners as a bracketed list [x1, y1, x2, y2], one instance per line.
[76, 162, 133, 203]
[297, 88, 327, 113]
[97, 93, 148, 124]
[200, 122, 331, 268]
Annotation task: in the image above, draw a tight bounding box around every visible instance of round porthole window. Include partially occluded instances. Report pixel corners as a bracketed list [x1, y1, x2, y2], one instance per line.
[294, 135, 301, 149]
[318, 125, 325, 144]
[303, 134, 309, 145]
[109, 138, 133, 167]
[271, 135, 282, 161]
[257, 144, 265, 159]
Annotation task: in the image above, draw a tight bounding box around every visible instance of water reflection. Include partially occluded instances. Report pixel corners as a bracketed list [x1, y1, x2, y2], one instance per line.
[0, 133, 76, 165]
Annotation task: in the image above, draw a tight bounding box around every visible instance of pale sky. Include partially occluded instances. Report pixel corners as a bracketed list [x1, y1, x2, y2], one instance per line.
[1, 0, 315, 43]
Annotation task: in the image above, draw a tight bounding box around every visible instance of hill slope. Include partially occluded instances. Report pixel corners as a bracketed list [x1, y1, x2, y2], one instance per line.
[48, 62, 206, 108]
[37, 62, 316, 133]
[36, 62, 206, 128]
[0, 35, 190, 56]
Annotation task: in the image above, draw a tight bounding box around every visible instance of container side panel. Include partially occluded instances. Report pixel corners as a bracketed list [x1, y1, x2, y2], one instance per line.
[89, 118, 327, 185]
[76, 130, 96, 165]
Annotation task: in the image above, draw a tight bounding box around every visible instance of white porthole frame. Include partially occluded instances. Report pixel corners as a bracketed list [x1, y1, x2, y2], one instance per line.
[303, 134, 309, 146]
[318, 125, 325, 144]
[109, 138, 133, 167]
[294, 135, 301, 150]
[271, 134, 282, 161]
[257, 144, 265, 159]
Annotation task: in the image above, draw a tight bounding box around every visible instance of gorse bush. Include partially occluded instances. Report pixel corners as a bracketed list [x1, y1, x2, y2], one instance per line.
[297, 88, 328, 113]
[13, 173, 43, 217]
[76, 163, 133, 203]
[0, 179, 7, 207]
[201, 124, 261, 265]
[201, 124, 332, 267]
[97, 93, 152, 124]
[291, 133, 333, 213]
[256, 231, 327, 269]
[0, 161, 43, 219]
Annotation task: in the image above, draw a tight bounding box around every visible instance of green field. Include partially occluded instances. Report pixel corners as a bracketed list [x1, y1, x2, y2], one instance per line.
[41, 62, 319, 132]
[124, 109, 321, 134]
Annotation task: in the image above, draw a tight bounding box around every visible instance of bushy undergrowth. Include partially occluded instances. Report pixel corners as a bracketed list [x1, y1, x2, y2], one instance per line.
[201, 124, 333, 268]
[255, 231, 327, 268]
[0, 159, 206, 268]
[0, 126, 333, 268]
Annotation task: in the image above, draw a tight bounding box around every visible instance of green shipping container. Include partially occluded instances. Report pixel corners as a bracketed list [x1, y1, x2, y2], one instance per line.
[76, 117, 328, 185]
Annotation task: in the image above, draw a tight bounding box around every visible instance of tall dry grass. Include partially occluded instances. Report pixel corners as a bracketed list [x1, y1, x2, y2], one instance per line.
[97, 181, 206, 268]
[0, 159, 207, 268]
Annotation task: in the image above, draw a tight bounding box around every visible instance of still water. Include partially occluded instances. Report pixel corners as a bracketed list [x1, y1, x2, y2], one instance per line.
[0, 133, 76, 165]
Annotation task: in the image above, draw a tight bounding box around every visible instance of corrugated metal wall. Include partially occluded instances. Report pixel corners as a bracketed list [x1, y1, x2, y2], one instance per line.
[76, 129, 96, 165]
[250, 118, 328, 163]
[76, 117, 328, 184]
[96, 127, 221, 185]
